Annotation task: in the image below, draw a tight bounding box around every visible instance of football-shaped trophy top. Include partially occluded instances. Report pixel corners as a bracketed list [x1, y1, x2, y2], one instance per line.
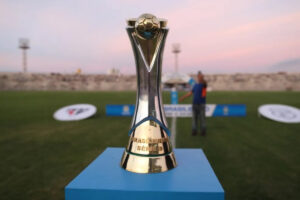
[135, 13, 160, 39]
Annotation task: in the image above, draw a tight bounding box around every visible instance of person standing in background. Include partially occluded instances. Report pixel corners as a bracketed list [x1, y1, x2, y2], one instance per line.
[179, 71, 207, 136]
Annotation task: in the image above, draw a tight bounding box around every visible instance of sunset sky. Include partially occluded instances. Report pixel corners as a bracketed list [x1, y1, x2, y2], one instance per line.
[0, 0, 300, 74]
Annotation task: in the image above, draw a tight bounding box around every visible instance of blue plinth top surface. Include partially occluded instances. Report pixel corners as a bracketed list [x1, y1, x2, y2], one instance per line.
[65, 147, 224, 200]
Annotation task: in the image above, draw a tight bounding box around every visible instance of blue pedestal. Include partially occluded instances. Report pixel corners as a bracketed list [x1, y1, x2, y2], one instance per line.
[65, 148, 224, 200]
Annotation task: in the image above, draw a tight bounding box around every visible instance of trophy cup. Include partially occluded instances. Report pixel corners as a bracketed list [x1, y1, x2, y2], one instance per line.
[120, 14, 177, 173]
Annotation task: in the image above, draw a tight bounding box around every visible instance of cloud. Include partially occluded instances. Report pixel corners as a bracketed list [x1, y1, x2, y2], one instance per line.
[269, 58, 300, 72]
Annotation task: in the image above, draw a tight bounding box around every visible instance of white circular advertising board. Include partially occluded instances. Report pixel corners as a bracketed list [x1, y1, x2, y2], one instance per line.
[53, 104, 97, 121]
[258, 104, 300, 123]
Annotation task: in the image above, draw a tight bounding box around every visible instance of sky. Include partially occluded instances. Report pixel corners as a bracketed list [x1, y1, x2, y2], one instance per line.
[0, 0, 300, 74]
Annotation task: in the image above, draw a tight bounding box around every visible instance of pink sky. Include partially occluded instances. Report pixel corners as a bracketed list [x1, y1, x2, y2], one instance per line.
[0, 0, 300, 74]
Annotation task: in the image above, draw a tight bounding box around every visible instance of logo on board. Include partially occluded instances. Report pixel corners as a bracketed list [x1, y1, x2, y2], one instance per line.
[122, 105, 130, 115]
[223, 106, 229, 115]
[67, 108, 89, 116]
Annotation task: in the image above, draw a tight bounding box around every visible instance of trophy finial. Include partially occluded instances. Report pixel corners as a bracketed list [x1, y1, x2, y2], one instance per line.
[135, 13, 160, 39]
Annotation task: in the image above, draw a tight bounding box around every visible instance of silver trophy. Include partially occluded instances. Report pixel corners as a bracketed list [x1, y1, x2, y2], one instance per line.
[120, 14, 177, 173]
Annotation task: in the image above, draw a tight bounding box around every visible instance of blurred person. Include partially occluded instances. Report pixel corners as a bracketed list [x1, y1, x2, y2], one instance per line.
[179, 71, 207, 136]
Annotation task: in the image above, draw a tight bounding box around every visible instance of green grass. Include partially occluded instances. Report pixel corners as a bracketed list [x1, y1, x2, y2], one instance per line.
[0, 91, 299, 200]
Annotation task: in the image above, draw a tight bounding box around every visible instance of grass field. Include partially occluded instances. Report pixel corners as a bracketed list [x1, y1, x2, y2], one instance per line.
[0, 91, 299, 200]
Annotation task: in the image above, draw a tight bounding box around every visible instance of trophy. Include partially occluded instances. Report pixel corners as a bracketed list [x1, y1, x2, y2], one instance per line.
[120, 14, 177, 173]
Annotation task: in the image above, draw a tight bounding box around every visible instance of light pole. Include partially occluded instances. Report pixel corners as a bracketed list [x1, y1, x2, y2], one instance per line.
[19, 38, 30, 73]
[172, 43, 181, 73]
[171, 43, 181, 148]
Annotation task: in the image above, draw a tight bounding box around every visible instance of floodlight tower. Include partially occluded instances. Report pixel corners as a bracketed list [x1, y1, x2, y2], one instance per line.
[172, 43, 181, 73]
[19, 38, 30, 73]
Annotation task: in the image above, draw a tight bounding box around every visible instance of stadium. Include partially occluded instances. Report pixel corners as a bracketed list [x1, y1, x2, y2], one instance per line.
[1, 1, 300, 200]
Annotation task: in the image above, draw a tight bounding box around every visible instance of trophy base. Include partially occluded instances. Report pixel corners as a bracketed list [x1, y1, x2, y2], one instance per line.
[120, 150, 177, 174]
[66, 148, 224, 200]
